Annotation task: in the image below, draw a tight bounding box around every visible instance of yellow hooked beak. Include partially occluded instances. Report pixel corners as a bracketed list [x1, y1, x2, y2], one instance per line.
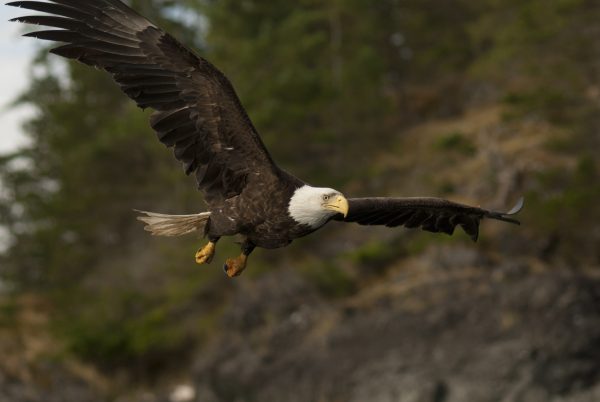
[323, 195, 349, 218]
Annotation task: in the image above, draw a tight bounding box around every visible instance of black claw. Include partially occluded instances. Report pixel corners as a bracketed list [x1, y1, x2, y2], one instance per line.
[222, 263, 228, 274]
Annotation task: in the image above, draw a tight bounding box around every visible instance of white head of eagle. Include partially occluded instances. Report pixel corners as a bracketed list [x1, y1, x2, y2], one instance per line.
[288, 185, 349, 228]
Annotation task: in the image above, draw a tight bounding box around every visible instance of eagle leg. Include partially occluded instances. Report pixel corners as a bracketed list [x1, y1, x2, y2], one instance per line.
[195, 237, 219, 265]
[223, 241, 255, 278]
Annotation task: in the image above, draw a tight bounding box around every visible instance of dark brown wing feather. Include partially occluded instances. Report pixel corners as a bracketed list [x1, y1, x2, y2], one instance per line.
[337, 197, 523, 241]
[9, 0, 280, 204]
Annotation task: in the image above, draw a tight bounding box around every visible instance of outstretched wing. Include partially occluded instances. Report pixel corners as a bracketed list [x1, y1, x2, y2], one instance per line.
[9, 0, 279, 204]
[337, 197, 524, 241]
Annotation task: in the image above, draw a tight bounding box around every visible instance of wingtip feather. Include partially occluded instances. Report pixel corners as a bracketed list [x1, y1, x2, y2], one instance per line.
[486, 197, 524, 225]
[506, 196, 525, 215]
[5, 1, 26, 8]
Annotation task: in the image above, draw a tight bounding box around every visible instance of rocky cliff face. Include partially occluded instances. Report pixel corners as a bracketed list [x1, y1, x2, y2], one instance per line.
[4, 253, 599, 402]
[190, 248, 600, 402]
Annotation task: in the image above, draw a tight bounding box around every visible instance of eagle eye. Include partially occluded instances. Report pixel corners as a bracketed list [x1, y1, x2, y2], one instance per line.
[322, 194, 330, 201]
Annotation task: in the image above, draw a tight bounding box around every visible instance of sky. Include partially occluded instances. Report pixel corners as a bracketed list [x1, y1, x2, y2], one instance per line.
[0, 5, 38, 252]
[0, 5, 36, 154]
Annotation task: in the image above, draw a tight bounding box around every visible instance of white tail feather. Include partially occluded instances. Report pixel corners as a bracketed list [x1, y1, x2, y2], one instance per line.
[135, 210, 211, 237]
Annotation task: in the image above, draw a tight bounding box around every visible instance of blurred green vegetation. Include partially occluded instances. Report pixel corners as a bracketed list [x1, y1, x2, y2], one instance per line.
[0, 299, 18, 328]
[434, 131, 477, 156]
[1, 0, 599, 379]
[527, 155, 600, 260]
[299, 260, 357, 299]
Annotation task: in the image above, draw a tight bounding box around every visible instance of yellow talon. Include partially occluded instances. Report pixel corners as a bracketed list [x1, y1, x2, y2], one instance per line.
[195, 241, 216, 264]
[223, 254, 248, 278]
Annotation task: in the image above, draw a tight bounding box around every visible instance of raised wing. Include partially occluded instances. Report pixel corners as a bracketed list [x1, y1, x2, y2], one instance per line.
[9, 0, 279, 204]
[338, 197, 523, 241]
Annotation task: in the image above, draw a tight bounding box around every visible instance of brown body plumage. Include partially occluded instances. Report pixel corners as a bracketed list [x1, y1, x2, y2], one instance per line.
[10, 0, 523, 277]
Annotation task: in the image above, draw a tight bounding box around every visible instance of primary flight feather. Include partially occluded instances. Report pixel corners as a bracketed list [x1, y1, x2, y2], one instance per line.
[9, 0, 523, 277]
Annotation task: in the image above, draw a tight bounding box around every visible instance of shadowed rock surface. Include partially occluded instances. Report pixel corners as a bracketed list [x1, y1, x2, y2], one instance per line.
[187, 249, 600, 402]
[1, 251, 599, 402]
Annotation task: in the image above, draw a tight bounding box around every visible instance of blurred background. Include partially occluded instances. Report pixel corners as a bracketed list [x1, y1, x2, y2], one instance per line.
[1, 0, 600, 401]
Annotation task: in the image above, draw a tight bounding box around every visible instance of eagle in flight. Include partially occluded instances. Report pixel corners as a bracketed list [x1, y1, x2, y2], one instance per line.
[10, 0, 523, 277]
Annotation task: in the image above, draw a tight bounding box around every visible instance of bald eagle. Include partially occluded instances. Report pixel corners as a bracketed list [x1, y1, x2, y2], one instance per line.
[10, 0, 523, 277]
